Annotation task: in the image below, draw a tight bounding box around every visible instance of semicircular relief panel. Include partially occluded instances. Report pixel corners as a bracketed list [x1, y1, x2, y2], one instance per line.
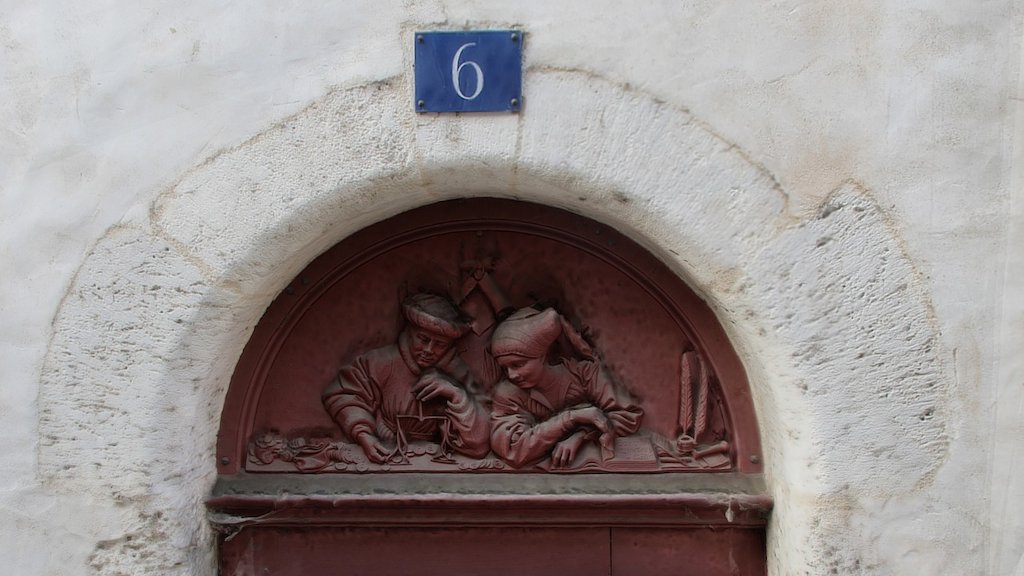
[216, 198, 762, 476]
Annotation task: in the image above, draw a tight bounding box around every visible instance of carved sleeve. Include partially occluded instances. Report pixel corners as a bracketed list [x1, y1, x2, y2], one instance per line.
[490, 385, 575, 467]
[442, 390, 491, 458]
[575, 360, 643, 437]
[322, 354, 384, 441]
[425, 357, 490, 458]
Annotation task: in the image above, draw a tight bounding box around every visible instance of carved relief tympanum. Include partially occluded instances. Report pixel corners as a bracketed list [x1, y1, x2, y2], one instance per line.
[219, 199, 761, 477]
[245, 268, 733, 472]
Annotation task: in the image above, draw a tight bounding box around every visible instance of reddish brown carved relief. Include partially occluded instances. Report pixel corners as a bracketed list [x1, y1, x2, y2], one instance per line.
[489, 307, 644, 470]
[322, 293, 490, 466]
[218, 199, 761, 475]
[213, 199, 769, 575]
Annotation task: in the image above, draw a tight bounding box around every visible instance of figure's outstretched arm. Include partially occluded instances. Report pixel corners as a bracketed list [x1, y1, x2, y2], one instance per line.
[323, 355, 383, 458]
[581, 361, 644, 436]
[491, 393, 603, 467]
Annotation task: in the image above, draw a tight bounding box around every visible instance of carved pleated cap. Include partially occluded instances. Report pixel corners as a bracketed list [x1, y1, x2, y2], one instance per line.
[491, 307, 562, 359]
[402, 293, 470, 339]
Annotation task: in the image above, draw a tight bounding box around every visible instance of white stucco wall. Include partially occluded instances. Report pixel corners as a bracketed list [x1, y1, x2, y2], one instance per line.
[1, 2, 1021, 575]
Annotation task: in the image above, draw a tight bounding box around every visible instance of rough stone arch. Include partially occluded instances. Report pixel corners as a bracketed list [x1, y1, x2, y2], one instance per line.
[39, 70, 944, 575]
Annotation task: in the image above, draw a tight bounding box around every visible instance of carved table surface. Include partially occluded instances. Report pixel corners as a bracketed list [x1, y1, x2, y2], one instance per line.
[208, 472, 771, 529]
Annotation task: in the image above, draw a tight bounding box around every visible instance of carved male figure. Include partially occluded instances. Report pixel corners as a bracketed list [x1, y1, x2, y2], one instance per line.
[489, 307, 643, 468]
[322, 293, 490, 463]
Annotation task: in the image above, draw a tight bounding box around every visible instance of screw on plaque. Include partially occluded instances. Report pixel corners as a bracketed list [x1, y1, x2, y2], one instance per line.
[510, 98, 519, 107]
[417, 34, 424, 43]
[510, 32, 519, 42]
[417, 100, 426, 109]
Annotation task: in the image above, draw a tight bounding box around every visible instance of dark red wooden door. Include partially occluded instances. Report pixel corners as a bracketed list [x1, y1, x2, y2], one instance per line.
[220, 526, 766, 576]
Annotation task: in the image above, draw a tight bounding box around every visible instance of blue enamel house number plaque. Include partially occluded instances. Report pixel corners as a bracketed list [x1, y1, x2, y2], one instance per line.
[415, 30, 523, 113]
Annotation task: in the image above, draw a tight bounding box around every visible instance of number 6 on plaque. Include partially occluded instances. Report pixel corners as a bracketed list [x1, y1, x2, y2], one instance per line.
[452, 43, 484, 101]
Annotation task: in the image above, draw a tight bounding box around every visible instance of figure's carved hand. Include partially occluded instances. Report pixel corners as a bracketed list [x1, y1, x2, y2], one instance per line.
[598, 431, 615, 461]
[606, 411, 635, 435]
[551, 431, 587, 468]
[413, 372, 465, 403]
[570, 406, 610, 435]
[356, 432, 391, 463]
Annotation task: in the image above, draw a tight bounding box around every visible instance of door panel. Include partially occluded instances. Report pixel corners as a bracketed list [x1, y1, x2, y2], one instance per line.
[225, 527, 610, 576]
[611, 527, 766, 576]
[221, 525, 768, 575]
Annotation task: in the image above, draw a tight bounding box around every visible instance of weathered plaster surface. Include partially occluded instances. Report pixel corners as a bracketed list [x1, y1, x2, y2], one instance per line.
[991, 24, 1024, 576]
[30, 70, 960, 575]
[2, 1, 1021, 575]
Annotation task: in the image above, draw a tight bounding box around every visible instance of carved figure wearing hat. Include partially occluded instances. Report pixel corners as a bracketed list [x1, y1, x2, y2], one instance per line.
[322, 293, 490, 463]
[489, 307, 643, 468]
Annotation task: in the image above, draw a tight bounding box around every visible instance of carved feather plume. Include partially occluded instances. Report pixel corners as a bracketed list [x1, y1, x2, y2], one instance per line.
[679, 351, 698, 435]
[694, 353, 710, 440]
